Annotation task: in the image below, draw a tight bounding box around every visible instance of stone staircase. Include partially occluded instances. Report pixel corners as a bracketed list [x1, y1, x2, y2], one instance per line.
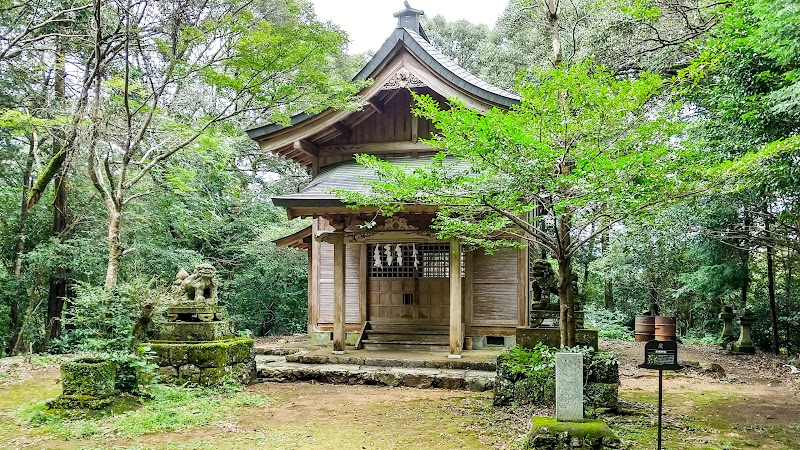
[356, 322, 451, 351]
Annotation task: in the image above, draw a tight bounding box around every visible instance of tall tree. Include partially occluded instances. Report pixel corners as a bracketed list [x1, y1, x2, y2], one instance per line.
[339, 62, 701, 346]
[75, 0, 360, 291]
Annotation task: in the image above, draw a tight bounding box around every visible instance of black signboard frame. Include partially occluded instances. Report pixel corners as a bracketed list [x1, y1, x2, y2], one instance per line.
[638, 340, 682, 450]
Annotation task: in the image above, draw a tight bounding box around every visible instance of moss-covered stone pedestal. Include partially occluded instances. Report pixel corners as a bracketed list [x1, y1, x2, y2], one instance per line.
[494, 350, 619, 413]
[47, 358, 117, 410]
[145, 264, 256, 386]
[145, 337, 256, 386]
[524, 417, 620, 450]
[728, 309, 757, 354]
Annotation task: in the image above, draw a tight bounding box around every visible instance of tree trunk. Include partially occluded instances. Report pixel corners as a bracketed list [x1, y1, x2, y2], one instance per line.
[765, 210, 779, 354]
[557, 257, 576, 348]
[104, 206, 123, 291]
[544, 0, 563, 66]
[786, 247, 793, 354]
[740, 210, 751, 310]
[601, 229, 613, 309]
[44, 46, 69, 347]
[7, 134, 36, 355]
[557, 214, 575, 348]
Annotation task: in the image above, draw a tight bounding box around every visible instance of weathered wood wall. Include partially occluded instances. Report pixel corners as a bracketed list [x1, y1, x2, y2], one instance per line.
[327, 88, 438, 146]
[318, 241, 361, 324]
[367, 277, 450, 323]
[470, 248, 522, 327]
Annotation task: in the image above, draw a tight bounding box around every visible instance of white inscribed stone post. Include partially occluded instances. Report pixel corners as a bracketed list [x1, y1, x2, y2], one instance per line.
[555, 352, 584, 422]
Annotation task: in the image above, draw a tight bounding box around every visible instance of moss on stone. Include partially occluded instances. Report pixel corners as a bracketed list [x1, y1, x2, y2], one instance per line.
[47, 394, 115, 411]
[189, 343, 228, 368]
[142, 338, 254, 387]
[526, 417, 620, 449]
[61, 359, 116, 398]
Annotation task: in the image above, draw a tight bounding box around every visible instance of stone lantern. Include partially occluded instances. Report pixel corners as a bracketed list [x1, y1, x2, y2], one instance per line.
[730, 309, 757, 354]
[718, 306, 736, 346]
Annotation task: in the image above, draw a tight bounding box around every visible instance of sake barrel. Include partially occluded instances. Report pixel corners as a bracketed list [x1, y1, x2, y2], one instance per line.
[655, 316, 677, 341]
[634, 315, 655, 342]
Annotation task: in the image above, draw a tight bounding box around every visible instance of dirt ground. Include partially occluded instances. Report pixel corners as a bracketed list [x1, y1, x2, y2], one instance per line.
[0, 341, 798, 449]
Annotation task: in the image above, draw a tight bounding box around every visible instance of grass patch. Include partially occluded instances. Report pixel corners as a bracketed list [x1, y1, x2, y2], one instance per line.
[19, 384, 271, 440]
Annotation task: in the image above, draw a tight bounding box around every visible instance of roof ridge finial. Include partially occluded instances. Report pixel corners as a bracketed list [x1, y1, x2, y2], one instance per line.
[394, 1, 424, 33]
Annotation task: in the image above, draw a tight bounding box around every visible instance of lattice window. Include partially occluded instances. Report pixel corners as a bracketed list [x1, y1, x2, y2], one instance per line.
[367, 243, 464, 278]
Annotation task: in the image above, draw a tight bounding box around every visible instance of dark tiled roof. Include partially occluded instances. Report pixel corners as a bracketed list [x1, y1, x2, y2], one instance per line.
[403, 29, 518, 102]
[272, 156, 465, 208]
[246, 27, 519, 141]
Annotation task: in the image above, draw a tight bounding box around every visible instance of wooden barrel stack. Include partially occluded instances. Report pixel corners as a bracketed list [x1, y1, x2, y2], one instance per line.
[655, 316, 677, 341]
[635, 315, 677, 341]
[634, 315, 655, 342]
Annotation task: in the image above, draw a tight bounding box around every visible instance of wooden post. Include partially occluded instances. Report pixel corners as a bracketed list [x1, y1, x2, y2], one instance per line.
[449, 238, 463, 358]
[332, 233, 346, 354]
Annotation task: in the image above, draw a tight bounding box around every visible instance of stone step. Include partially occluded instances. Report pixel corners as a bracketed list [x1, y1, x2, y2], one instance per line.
[284, 353, 496, 371]
[366, 325, 450, 334]
[254, 346, 308, 356]
[361, 333, 449, 344]
[360, 342, 450, 352]
[256, 356, 495, 392]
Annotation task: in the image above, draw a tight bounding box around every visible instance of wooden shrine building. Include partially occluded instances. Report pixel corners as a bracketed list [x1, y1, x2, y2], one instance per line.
[247, 4, 525, 358]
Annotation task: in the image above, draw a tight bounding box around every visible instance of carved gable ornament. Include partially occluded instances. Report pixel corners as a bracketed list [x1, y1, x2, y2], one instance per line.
[380, 67, 426, 90]
[376, 217, 419, 231]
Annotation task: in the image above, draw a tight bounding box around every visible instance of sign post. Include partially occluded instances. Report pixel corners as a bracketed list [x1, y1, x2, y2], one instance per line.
[638, 340, 681, 450]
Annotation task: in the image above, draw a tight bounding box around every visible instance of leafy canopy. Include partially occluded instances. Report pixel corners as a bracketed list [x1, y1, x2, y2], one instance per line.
[338, 61, 693, 256]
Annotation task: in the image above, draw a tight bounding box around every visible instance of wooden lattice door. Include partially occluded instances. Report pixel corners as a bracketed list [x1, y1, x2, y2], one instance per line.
[366, 243, 454, 324]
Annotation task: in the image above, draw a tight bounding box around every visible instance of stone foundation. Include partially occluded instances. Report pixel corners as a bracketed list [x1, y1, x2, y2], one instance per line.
[524, 417, 620, 450]
[144, 337, 256, 386]
[48, 358, 117, 410]
[516, 327, 599, 350]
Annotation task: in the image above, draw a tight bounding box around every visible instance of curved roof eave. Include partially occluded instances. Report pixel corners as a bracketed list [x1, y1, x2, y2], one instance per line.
[246, 27, 519, 142]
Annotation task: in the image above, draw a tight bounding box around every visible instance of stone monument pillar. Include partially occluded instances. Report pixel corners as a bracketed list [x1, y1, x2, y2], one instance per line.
[143, 264, 256, 385]
[718, 306, 736, 346]
[729, 309, 756, 354]
[555, 352, 583, 422]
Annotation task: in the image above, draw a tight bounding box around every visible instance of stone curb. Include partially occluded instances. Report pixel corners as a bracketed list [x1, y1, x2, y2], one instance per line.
[280, 353, 496, 371]
[256, 358, 495, 392]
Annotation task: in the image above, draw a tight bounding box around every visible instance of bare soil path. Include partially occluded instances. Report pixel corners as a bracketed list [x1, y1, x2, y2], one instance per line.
[0, 342, 798, 449]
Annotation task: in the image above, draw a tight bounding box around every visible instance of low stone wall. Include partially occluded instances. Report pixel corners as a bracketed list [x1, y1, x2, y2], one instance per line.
[144, 337, 256, 386]
[493, 351, 619, 413]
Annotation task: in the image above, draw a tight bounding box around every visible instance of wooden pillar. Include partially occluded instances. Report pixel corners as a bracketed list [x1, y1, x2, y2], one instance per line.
[332, 234, 346, 354]
[449, 238, 463, 358]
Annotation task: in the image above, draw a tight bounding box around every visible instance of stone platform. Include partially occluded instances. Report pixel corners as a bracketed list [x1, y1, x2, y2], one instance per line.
[256, 354, 495, 391]
[146, 337, 256, 386]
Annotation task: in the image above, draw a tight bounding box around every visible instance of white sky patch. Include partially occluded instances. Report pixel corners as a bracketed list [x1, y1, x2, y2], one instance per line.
[309, 0, 507, 54]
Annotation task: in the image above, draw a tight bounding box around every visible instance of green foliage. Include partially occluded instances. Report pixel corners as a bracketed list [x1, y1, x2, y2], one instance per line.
[501, 343, 556, 378]
[584, 304, 632, 341]
[421, 14, 492, 76]
[682, 328, 723, 346]
[51, 279, 158, 355]
[339, 60, 696, 263]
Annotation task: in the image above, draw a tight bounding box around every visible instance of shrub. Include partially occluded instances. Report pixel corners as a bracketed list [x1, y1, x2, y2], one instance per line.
[50, 279, 162, 394]
[584, 304, 633, 341]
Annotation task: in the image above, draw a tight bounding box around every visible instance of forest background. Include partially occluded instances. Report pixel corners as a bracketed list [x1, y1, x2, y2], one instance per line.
[0, 0, 798, 358]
